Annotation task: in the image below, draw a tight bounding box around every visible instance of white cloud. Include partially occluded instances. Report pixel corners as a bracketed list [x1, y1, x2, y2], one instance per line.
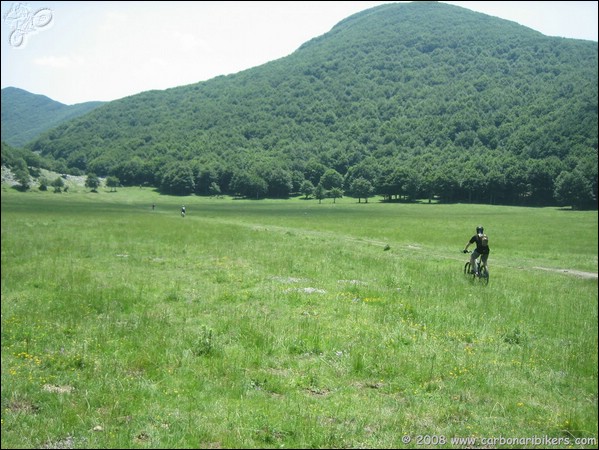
[33, 55, 74, 68]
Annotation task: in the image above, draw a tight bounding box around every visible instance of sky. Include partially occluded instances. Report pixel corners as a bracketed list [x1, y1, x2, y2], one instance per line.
[1, 1, 597, 105]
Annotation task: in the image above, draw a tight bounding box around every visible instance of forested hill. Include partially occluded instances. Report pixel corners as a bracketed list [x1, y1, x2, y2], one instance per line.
[27, 1, 598, 207]
[1, 87, 104, 147]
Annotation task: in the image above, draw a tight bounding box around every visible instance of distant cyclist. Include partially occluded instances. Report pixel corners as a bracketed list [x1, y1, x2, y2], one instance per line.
[463, 226, 490, 275]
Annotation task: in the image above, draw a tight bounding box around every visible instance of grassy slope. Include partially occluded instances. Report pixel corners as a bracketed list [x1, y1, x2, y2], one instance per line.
[1, 187, 597, 448]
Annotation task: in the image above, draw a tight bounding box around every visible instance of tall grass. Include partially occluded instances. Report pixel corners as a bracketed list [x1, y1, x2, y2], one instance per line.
[2, 187, 597, 448]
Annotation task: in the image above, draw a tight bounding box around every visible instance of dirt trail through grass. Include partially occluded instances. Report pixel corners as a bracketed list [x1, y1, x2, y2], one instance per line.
[201, 216, 598, 280]
[532, 266, 598, 280]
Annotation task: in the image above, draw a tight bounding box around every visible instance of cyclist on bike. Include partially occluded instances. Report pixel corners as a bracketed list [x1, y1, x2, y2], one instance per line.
[463, 226, 490, 275]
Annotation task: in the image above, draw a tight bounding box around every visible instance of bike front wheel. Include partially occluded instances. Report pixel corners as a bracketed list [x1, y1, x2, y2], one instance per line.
[464, 261, 474, 278]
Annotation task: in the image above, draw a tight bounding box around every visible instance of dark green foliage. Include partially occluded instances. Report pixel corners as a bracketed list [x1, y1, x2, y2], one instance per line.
[262, 166, 293, 198]
[105, 176, 120, 192]
[300, 180, 315, 199]
[329, 187, 344, 203]
[38, 177, 49, 191]
[160, 163, 195, 195]
[1, 141, 54, 173]
[320, 169, 344, 190]
[349, 177, 374, 203]
[554, 170, 595, 210]
[13, 166, 30, 190]
[85, 173, 101, 191]
[51, 177, 64, 193]
[208, 181, 222, 197]
[1, 87, 103, 147]
[314, 184, 326, 204]
[17, 2, 599, 206]
[229, 171, 268, 199]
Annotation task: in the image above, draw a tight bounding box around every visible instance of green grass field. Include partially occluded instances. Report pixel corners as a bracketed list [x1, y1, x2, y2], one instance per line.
[2, 186, 597, 449]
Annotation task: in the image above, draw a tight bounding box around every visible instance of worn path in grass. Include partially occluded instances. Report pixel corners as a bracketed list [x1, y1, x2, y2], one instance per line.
[195, 215, 598, 280]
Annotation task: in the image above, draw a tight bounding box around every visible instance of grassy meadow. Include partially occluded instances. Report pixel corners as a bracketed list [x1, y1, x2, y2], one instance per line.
[1, 186, 597, 449]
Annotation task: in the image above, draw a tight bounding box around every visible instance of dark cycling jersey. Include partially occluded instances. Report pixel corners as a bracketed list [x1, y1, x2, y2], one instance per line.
[469, 234, 490, 254]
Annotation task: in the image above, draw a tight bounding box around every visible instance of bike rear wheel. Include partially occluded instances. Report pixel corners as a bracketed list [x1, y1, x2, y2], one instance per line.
[479, 266, 489, 285]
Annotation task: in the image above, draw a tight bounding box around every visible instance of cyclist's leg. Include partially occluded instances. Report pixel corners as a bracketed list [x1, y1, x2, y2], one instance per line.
[481, 253, 488, 269]
[470, 250, 480, 274]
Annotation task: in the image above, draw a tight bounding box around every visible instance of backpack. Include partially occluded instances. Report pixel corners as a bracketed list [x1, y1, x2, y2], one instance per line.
[480, 233, 489, 247]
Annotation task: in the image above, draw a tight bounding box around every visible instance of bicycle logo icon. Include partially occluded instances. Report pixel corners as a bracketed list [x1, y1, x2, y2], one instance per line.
[3, 2, 53, 48]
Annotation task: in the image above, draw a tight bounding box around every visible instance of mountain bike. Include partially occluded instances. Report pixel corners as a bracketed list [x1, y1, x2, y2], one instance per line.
[463, 251, 489, 285]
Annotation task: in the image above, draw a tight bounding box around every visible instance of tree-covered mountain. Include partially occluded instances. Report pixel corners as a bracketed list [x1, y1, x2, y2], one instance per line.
[24, 2, 598, 207]
[1, 87, 104, 147]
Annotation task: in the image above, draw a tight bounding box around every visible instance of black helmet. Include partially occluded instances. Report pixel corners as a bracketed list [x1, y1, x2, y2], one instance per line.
[476, 226, 484, 234]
